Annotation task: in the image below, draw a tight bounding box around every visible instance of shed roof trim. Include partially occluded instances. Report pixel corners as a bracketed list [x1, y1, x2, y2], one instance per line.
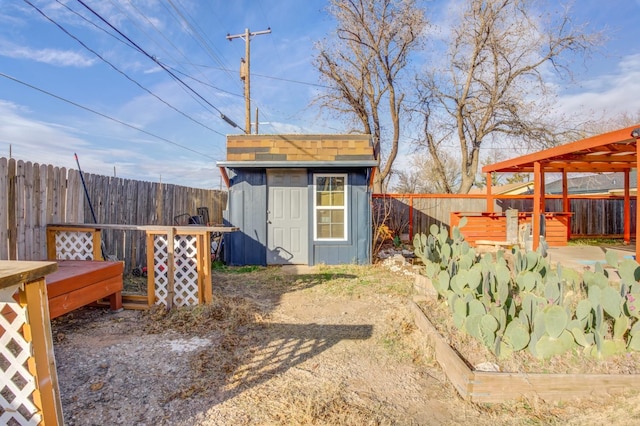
[216, 160, 379, 168]
[226, 134, 371, 140]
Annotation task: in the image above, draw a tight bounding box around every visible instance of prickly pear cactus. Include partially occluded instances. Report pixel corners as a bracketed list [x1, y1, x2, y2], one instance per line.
[414, 223, 640, 360]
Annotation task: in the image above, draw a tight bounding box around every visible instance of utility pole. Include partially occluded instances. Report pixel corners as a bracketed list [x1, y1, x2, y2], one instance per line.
[226, 27, 271, 134]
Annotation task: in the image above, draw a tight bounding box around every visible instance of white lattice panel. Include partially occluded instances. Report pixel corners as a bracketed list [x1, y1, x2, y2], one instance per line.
[153, 235, 169, 307]
[0, 287, 42, 425]
[174, 236, 199, 306]
[153, 234, 200, 307]
[55, 231, 94, 260]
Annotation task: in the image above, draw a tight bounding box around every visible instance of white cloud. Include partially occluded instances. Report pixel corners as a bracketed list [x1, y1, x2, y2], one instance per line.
[557, 54, 640, 119]
[0, 100, 90, 167]
[0, 40, 94, 67]
[0, 99, 221, 188]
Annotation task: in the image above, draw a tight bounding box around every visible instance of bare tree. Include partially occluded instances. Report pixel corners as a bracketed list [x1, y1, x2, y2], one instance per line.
[315, 0, 427, 193]
[579, 110, 640, 135]
[416, 0, 601, 193]
[392, 151, 460, 193]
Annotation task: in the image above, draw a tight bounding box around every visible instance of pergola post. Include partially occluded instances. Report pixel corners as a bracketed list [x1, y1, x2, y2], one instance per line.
[533, 161, 542, 250]
[540, 170, 546, 212]
[486, 172, 494, 212]
[624, 168, 631, 245]
[562, 169, 570, 241]
[636, 133, 640, 261]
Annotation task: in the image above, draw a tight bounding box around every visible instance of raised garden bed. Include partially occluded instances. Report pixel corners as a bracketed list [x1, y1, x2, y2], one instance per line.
[412, 274, 640, 403]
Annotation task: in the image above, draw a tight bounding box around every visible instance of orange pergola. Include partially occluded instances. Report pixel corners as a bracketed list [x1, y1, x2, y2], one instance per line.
[482, 124, 640, 261]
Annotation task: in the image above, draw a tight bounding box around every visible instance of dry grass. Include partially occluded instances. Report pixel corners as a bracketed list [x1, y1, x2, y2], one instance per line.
[122, 274, 147, 295]
[261, 381, 395, 426]
[138, 264, 421, 414]
[55, 263, 640, 424]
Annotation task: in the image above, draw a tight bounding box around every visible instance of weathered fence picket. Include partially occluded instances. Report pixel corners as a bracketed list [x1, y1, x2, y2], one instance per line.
[0, 157, 227, 272]
[373, 193, 636, 240]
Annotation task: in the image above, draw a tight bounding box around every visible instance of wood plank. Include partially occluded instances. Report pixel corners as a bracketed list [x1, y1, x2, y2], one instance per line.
[47, 275, 123, 319]
[93, 294, 150, 310]
[410, 301, 474, 399]
[34, 164, 45, 260]
[0, 261, 58, 290]
[470, 370, 640, 403]
[45, 260, 123, 297]
[146, 232, 156, 306]
[412, 295, 640, 403]
[22, 276, 64, 424]
[0, 157, 8, 259]
[23, 161, 34, 260]
[58, 166, 67, 223]
[8, 158, 16, 260]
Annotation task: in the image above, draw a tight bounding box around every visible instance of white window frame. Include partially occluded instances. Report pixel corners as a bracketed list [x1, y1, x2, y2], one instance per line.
[313, 173, 348, 241]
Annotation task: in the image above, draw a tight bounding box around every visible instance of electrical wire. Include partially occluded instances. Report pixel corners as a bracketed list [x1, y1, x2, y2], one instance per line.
[117, 0, 235, 113]
[0, 71, 217, 160]
[57, 0, 235, 126]
[162, 63, 243, 98]
[75, 0, 244, 131]
[162, 0, 237, 85]
[25, 0, 226, 136]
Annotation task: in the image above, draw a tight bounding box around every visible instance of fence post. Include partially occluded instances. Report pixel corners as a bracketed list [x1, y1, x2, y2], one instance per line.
[409, 195, 414, 238]
[0, 260, 63, 425]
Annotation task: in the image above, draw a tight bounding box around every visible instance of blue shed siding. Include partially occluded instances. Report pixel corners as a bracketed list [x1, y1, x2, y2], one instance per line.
[224, 168, 267, 266]
[310, 170, 371, 265]
[226, 168, 371, 266]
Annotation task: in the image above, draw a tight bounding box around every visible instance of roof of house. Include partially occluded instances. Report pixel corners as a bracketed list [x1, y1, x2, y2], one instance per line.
[544, 171, 638, 194]
[217, 134, 377, 168]
[469, 181, 534, 195]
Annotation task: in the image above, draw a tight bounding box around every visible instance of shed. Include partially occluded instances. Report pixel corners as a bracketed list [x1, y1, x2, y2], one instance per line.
[217, 134, 377, 266]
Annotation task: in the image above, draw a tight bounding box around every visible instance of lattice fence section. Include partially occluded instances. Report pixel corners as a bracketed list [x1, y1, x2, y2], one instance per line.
[54, 231, 94, 260]
[0, 288, 42, 425]
[152, 234, 200, 307]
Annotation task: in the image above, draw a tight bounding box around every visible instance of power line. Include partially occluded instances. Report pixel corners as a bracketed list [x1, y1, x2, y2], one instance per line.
[162, 63, 244, 98]
[0, 71, 217, 160]
[57, 0, 235, 126]
[75, 0, 244, 131]
[25, 0, 225, 136]
[191, 63, 330, 89]
[164, 0, 236, 84]
[117, 0, 235, 112]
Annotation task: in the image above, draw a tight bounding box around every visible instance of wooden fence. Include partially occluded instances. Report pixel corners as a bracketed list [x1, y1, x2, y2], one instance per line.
[0, 157, 227, 272]
[373, 193, 636, 239]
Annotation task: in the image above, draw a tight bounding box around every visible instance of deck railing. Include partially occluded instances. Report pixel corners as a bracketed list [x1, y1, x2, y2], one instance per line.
[47, 224, 234, 309]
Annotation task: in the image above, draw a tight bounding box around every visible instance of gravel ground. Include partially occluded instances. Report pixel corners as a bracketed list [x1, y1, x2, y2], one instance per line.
[52, 265, 472, 425]
[51, 264, 640, 425]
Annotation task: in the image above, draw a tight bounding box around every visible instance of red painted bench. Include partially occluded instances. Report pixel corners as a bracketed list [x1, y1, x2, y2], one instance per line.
[46, 260, 123, 319]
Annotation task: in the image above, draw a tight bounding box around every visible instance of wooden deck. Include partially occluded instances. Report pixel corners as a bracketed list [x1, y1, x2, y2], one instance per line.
[46, 260, 123, 319]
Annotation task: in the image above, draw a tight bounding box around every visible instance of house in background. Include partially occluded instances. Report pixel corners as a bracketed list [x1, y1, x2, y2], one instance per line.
[469, 181, 535, 196]
[217, 134, 377, 266]
[545, 171, 637, 195]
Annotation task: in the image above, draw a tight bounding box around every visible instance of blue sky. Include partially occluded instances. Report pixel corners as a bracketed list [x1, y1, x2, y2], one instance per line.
[1, 0, 640, 189]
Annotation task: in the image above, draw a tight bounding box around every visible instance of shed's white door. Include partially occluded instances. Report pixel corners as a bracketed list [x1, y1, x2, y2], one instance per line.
[267, 169, 308, 264]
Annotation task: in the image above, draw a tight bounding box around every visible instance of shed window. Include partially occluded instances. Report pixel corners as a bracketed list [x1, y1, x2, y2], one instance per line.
[314, 174, 347, 240]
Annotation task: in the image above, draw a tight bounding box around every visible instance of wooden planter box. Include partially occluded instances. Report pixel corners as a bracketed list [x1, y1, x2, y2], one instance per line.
[412, 274, 640, 403]
[450, 211, 571, 247]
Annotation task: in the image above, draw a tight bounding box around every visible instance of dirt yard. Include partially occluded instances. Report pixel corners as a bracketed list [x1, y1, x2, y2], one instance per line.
[52, 264, 640, 425]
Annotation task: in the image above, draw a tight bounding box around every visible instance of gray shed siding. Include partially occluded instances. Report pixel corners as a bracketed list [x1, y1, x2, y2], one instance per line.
[225, 167, 371, 266]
